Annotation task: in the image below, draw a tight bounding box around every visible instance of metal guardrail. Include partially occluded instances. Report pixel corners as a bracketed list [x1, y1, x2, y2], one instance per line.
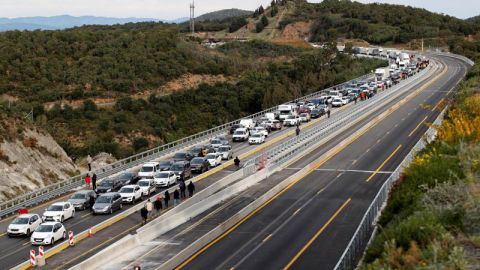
[242, 63, 432, 174]
[0, 71, 375, 219]
[333, 105, 447, 270]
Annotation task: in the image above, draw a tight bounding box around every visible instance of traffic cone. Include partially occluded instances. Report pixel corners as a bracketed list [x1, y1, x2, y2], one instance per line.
[88, 228, 94, 238]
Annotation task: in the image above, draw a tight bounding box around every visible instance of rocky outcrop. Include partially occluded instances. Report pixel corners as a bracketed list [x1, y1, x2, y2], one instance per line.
[0, 128, 77, 202]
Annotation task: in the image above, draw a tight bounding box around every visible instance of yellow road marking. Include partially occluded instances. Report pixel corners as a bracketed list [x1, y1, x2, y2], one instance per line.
[0, 232, 6, 237]
[432, 98, 444, 111]
[408, 116, 428, 137]
[282, 198, 352, 270]
[366, 145, 402, 183]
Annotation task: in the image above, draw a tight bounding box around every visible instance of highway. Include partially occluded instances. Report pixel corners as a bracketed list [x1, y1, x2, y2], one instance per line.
[174, 55, 469, 270]
[0, 73, 363, 269]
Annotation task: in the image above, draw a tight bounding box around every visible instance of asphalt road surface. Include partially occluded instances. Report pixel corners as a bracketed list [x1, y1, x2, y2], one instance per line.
[176, 55, 469, 270]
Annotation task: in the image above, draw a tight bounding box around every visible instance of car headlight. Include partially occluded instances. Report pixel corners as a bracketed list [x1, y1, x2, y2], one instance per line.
[103, 206, 110, 211]
[107, 189, 112, 192]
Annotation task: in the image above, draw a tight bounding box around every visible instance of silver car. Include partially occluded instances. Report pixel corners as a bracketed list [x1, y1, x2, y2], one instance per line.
[218, 145, 233, 160]
[68, 190, 97, 210]
[92, 192, 123, 215]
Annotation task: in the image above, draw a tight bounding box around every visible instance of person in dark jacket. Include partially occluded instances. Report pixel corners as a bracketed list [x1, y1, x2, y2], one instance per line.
[179, 181, 186, 199]
[92, 173, 97, 190]
[154, 196, 162, 213]
[89, 194, 95, 210]
[234, 156, 240, 168]
[164, 190, 170, 208]
[296, 126, 300, 136]
[173, 189, 180, 206]
[327, 110, 331, 118]
[187, 181, 195, 197]
[140, 206, 148, 224]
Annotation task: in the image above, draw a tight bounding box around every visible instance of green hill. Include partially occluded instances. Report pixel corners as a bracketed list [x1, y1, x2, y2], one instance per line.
[280, 0, 478, 44]
[196, 9, 253, 22]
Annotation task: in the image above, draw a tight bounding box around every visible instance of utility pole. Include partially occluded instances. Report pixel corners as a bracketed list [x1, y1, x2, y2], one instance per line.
[421, 38, 424, 52]
[189, 1, 195, 34]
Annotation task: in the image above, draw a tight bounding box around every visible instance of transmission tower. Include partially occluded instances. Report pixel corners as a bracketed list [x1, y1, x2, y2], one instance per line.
[189, 1, 195, 34]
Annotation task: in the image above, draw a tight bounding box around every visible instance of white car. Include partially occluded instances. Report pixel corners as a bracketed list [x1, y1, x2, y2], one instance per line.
[205, 153, 222, 167]
[283, 115, 300, 126]
[153, 171, 177, 187]
[42, 202, 75, 223]
[217, 145, 233, 160]
[341, 97, 349, 105]
[118, 185, 143, 204]
[306, 103, 316, 111]
[7, 214, 42, 237]
[137, 179, 156, 196]
[249, 133, 265, 144]
[30, 222, 66, 246]
[251, 126, 269, 137]
[232, 128, 249, 142]
[299, 113, 311, 122]
[138, 162, 160, 179]
[331, 97, 343, 107]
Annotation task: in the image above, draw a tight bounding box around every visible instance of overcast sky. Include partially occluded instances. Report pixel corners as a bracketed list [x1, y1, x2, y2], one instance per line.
[0, 0, 478, 20]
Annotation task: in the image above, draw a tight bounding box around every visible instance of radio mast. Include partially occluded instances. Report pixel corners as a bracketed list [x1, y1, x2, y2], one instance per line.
[189, 1, 195, 34]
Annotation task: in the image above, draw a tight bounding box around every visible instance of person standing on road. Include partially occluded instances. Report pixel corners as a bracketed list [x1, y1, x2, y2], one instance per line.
[296, 126, 300, 136]
[173, 189, 180, 206]
[84, 173, 91, 188]
[89, 194, 95, 210]
[179, 180, 186, 199]
[140, 206, 148, 225]
[86, 154, 93, 171]
[234, 156, 240, 169]
[327, 110, 331, 118]
[187, 181, 195, 197]
[154, 196, 162, 213]
[164, 190, 170, 208]
[146, 199, 153, 218]
[92, 173, 97, 191]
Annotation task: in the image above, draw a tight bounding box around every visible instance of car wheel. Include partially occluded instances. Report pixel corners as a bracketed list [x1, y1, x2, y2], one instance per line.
[63, 231, 66, 239]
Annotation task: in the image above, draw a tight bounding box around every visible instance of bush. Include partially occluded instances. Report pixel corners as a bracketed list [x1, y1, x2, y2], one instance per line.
[132, 137, 149, 152]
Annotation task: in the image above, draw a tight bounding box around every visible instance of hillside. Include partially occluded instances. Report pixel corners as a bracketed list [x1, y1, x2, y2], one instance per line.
[196, 9, 253, 22]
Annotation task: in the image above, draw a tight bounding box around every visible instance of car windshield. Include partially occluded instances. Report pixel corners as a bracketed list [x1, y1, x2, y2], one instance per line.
[252, 134, 262, 138]
[11, 217, 30, 224]
[141, 166, 154, 172]
[234, 131, 245, 135]
[118, 173, 133, 180]
[287, 115, 295, 119]
[174, 153, 186, 158]
[211, 139, 221, 145]
[191, 158, 204, 164]
[219, 146, 229, 152]
[120, 187, 134, 193]
[160, 160, 172, 166]
[100, 180, 113, 187]
[96, 196, 112, 203]
[312, 110, 320, 114]
[334, 98, 341, 102]
[206, 154, 216, 159]
[300, 113, 307, 117]
[138, 181, 149, 187]
[171, 164, 183, 171]
[156, 172, 170, 178]
[46, 205, 63, 211]
[71, 193, 86, 199]
[36, 225, 53, 232]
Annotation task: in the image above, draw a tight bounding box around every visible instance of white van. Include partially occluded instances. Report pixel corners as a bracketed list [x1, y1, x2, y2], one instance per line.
[239, 119, 255, 130]
[138, 162, 160, 179]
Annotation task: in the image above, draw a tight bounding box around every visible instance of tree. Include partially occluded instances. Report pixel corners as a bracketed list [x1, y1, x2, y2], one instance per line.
[261, 15, 269, 27]
[132, 137, 149, 151]
[229, 17, 248, 33]
[271, 5, 279, 17]
[258, 5, 265, 14]
[256, 21, 265, 33]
